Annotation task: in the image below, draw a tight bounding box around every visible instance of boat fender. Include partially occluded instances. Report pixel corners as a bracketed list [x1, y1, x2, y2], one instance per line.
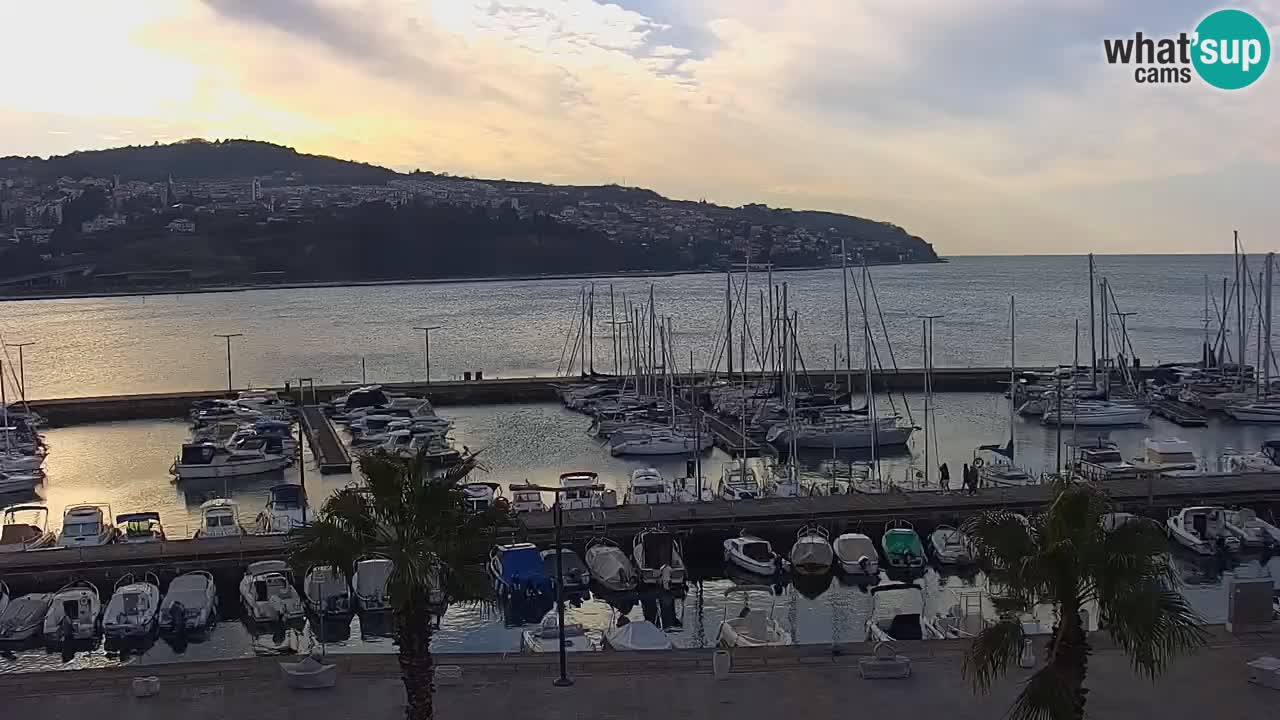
[972, 457, 985, 468]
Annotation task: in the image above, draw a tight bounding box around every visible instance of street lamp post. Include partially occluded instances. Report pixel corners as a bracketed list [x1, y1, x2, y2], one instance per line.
[4, 342, 35, 403]
[413, 326, 442, 385]
[214, 334, 243, 393]
[526, 482, 604, 687]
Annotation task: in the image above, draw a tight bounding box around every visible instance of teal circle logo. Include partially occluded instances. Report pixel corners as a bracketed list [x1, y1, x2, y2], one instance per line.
[1192, 9, 1270, 89]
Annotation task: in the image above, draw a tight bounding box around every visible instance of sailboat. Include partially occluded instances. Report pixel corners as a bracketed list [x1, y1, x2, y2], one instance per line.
[975, 297, 1035, 487]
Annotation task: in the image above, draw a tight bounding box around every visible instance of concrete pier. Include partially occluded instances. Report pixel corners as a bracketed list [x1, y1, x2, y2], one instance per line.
[27, 367, 1047, 426]
[299, 405, 352, 474]
[2, 627, 1276, 719]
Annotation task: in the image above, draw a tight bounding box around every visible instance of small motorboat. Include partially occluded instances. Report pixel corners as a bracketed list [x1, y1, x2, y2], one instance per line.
[541, 546, 591, 593]
[158, 571, 218, 635]
[171, 441, 290, 480]
[603, 616, 673, 651]
[304, 565, 353, 618]
[559, 471, 609, 510]
[509, 482, 546, 513]
[865, 582, 947, 642]
[1166, 506, 1241, 556]
[624, 467, 676, 505]
[633, 527, 686, 589]
[789, 525, 834, 575]
[0, 469, 42, 494]
[833, 532, 880, 578]
[57, 503, 116, 547]
[115, 511, 167, 544]
[102, 572, 161, 642]
[723, 533, 782, 576]
[353, 556, 395, 614]
[193, 498, 245, 539]
[0, 504, 56, 552]
[253, 483, 308, 534]
[585, 538, 638, 591]
[929, 525, 975, 565]
[239, 560, 305, 624]
[717, 461, 761, 501]
[0, 591, 53, 647]
[42, 579, 101, 646]
[881, 520, 926, 569]
[520, 613, 597, 653]
[489, 542, 554, 600]
[460, 482, 505, 514]
[716, 586, 791, 648]
[1222, 508, 1280, 548]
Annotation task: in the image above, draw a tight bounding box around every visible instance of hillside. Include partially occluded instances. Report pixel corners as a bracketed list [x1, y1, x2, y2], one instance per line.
[0, 139, 395, 185]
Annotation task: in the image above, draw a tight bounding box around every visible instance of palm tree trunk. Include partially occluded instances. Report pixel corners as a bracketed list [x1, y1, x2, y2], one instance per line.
[396, 604, 436, 720]
[1048, 606, 1090, 720]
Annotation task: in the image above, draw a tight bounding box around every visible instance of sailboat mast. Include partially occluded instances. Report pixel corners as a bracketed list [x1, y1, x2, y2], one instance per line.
[1072, 318, 1079, 469]
[725, 271, 733, 376]
[1009, 296, 1016, 463]
[1236, 230, 1244, 388]
[1100, 279, 1109, 399]
[609, 284, 618, 376]
[588, 283, 595, 375]
[1203, 274, 1210, 367]
[648, 285, 656, 399]
[1267, 253, 1274, 396]
[863, 265, 877, 484]
[1, 358, 7, 455]
[767, 265, 775, 376]
[922, 318, 929, 487]
[1088, 253, 1096, 385]
[842, 238, 853, 410]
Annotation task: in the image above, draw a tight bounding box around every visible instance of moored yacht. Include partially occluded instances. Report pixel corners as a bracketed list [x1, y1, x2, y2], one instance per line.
[239, 560, 305, 624]
[0, 504, 56, 552]
[1139, 438, 1203, 476]
[57, 503, 116, 547]
[1071, 440, 1138, 482]
[558, 471, 610, 510]
[609, 426, 710, 456]
[115, 512, 167, 543]
[171, 442, 289, 480]
[1042, 400, 1149, 427]
[193, 498, 245, 539]
[509, 482, 546, 513]
[1166, 506, 1240, 555]
[254, 484, 308, 534]
[766, 414, 913, 450]
[717, 460, 761, 501]
[624, 467, 676, 505]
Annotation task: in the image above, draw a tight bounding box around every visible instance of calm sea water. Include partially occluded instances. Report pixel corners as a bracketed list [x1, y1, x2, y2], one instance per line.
[0, 255, 1270, 399]
[4, 398, 1280, 673]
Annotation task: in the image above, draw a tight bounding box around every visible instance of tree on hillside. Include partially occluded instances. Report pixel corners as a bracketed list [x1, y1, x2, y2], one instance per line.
[289, 450, 498, 720]
[961, 481, 1206, 720]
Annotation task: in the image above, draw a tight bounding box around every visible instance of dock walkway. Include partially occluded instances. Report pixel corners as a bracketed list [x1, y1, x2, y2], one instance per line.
[1151, 398, 1209, 426]
[299, 405, 352, 474]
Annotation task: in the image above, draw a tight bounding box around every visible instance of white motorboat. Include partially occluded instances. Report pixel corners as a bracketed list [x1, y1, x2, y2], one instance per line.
[226, 427, 297, 458]
[1226, 401, 1280, 423]
[1042, 401, 1149, 427]
[158, 571, 218, 635]
[633, 527, 686, 588]
[1140, 437, 1203, 476]
[1, 504, 56, 552]
[865, 582, 947, 642]
[57, 503, 116, 547]
[115, 511, 167, 544]
[521, 613, 597, 653]
[1071, 441, 1138, 482]
[0, 591, 52, 646]
[1166, 506, 1241, 556]
[460, 481, 503, 514]
[603, 616, 673, 651]
[193, 498, 245, 538]
[789, 525, 834, 575]
[353, 556, 394, 613]
[585, 538, 637, 591]
[102, 572, 161, 642]
[716, 587, 791, 648]
[0, 450, 43, 473]
[767, 414, 913, 450]
[239, 559, 305, 623]
[1220, 441, 1280, 473]
[172, 442, 290, 480]
[254, 484, 308, 534]
[717, 461, 761, 501]
[0, 469, 42, 494]
[509, 482, 546, 513]
[833, 532, 880, 577]
[42, 580, 101, 646]
[559, 471, 611, 510]
[624, 467, 676, 505]
[930, 525, 975, 565]
[723, 533, 781, 576]
[609, 427, 711, 456]
[541, 546, 591, 593]
[304, 565, 353, 618]
[1223, 508, 1280, 548]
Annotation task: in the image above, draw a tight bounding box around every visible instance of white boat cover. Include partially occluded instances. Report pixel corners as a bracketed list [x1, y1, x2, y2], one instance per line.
[605, 620, 672, 650]
[355, 558, 393, 598]
[790, 536, 833, 568]
[834, 534, 877, 564]
[587, 545, 636, 589]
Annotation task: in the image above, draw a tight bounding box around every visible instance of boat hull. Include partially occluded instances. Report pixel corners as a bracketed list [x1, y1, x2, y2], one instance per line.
[175, 455, 291, 479]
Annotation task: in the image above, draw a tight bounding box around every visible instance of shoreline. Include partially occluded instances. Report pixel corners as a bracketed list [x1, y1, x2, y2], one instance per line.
[0, 258, 945, 303]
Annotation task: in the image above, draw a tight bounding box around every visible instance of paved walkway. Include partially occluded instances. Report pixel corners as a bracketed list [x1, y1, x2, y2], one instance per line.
[5, 628, 1278, 719]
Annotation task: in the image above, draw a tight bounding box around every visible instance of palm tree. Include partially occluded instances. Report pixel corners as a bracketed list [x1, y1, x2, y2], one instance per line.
[961, 480, 1206, 720]
[290, 449, 498, 720]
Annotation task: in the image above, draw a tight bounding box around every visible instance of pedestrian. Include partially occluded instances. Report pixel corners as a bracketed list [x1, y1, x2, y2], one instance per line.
[939, 462, 951, 488]
[961, 463, 970, 493]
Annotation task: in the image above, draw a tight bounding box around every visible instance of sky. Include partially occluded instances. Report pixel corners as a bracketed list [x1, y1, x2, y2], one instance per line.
[1, 0, 1277, 255]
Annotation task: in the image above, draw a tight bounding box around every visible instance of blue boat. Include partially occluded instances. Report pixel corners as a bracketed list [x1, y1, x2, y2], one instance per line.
[488, 543, 553, 600]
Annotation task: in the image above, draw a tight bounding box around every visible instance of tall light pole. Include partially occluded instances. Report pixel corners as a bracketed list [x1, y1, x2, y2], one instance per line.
[413, 326, 442, 385]
[214, 333, 242, 393]
[4, 341, 35, 403]
[526, 482, 604, 687]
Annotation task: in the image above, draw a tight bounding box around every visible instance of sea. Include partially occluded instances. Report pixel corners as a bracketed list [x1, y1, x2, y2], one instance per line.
[2, 254, 1280, 673]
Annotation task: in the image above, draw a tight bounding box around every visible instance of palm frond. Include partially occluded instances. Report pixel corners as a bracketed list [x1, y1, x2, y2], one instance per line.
[289, 516, 374, 581]
[1007, 660, 1081, 720]
[1099, 587, 1207, 679]
[963, 618, 1027, 693]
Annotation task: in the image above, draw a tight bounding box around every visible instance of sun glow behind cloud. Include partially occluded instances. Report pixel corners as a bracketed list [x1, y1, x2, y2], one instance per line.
[1, 0, 1276, 254]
